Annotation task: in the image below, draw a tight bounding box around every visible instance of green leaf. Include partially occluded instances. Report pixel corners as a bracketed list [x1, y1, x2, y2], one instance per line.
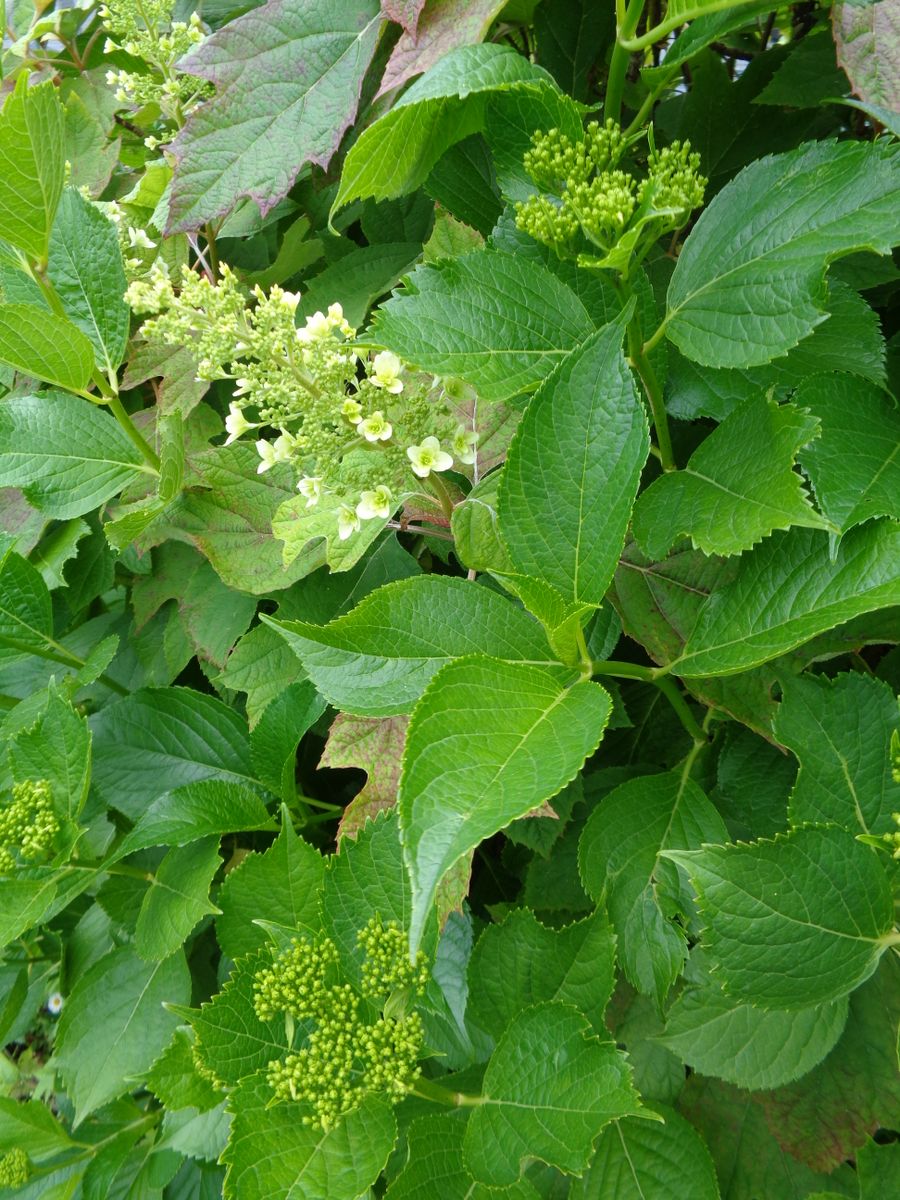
[48, 189, 128, 372]
[9, 689, 91, 823]
[182, 952, 289, 1087]
[320, 713, 409, 839]
[400, 656, 610, 953]
[250, 681, 325, 799]
[858, 1141, 900, 1200]
[499, 320, 649, 604]
[632, 397, 827, 559]
[659, 968, 849, 1091]
[833, 0, 900, 114]
[146, 1028, 222, 1112]
[135, 837, 221, 961]
[116, 781, 274, 858]
[378, 0, 508, 96]
[463, 1001, 641, 1185]
[485, 83, 585, 202]
[0, 1096, 73, 1160]
[493, 574, 593, 667]
[579, 772, 728, 1005]
[91, 687, 254, 821]
[467, 908, 616, 1043]
[54, 945, 190, 1124]
[756, 954, 900, 1172]
[385, 1113, 539, 1199]
[754, 29, 848, 107]
[665, 826, 893, 1009]
[295, 242, 422, 330]
[664, 139, 900, 368]
[714, 726, 793, 841]
[0, 303, 96, 391]
[215, 624, 305, 729]
[678, 1075, 857, 1200]
[0, 546, 52, 660]
[776, 672, 900, 835]
[796, 373, 900, 534]
[0, 393, 147, 519]
[451, 470, 515, 575]
[674, 522, 900, 677]
[570, 1107, 720, 1200]
[0, 78, 65, 263]
[216, 815, 324, 960]
[266, 575, 557, 718]
[372, 249, 596, 401]
[334, 44, 552, 214]
[222, 1075, 395, 1200]
[168, 0, 382, 232]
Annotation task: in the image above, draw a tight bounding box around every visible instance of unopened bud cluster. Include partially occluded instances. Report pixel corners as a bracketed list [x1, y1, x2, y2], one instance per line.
[0, 780, 58, 873]
[101, 0, 209, 141]
[253, 919, 428, 1130]
[0, 1147, 29, 1187]
[515, 120, 706, 271]
[129, 265, 479, 541]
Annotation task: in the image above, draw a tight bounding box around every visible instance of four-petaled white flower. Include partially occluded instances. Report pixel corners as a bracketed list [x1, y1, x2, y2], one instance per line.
[342, 397, 363, 425]
[370, 351, 404, 394]
[359, 410, 392, 443]
[47, 991, 64, 1015]
[256, 434, 294, 473]
[297, 476, 322, 508]
[337, 505, 361, 540]
[451, 424, 478, 465]
[127, 227, 157, 250]
[407, 436, 453, 478]
[356, 485, 393, 521]
[224, 402, 253, 444]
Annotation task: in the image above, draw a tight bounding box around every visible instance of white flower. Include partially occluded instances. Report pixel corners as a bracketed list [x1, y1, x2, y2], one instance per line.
[356, 485, 393, 521]
[337, 504, 361, 540]
[451, 424, 478, 465]
[47, 991, 64, 1015]
[127, 227, 157, 252]
[272, 432, 296, 461]
[370, 350, 404, 393]
[302, 310, 332, 340]
[342, 397, 363, 425]
[297, 476, 322, 507]
[279, 290, 301, 311]
[406, 436, 453, 479]
[328, 302, 353, 336]
[224, 402, 253, 444]
[358, 410, 393, 443]
[256, 439, 277, 473]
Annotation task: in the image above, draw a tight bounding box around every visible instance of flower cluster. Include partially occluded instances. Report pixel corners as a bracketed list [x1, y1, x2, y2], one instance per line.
[253, 920, 428, 1130]
[101, 0, 210, 142]
[0, 780, 58, 873]
[129, 265, 478, 540]
[0, 1148, 30, 1188]
[515, 120, 707, 272]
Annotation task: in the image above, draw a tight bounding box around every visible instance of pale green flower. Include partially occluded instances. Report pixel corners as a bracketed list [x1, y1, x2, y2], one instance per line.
[359, 410, 393, 443]
[407, 436, 452, 479]
[356, 485, 393, 521]
[370, 350, 404, 394]
[224, 402, 253, 444]
[256, 435, 295, 474]
[451, 424, 478, 465]
[337, 505, 361, 540]
[342, 397, 363, 425]
[297, 476, 322, 508]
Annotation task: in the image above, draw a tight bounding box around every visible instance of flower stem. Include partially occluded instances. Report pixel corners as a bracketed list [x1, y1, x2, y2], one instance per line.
[628, 331, 676, 472]
[413, 1077, 484, 1107]
[591, 659, 706, 743]
[605, 0, 646, 123]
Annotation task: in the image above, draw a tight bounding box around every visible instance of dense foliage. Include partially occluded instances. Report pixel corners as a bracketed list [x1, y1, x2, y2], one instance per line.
[0, 0, 898, 1196]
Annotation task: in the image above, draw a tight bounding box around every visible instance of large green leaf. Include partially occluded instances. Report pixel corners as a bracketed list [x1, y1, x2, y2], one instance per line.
[400, 656, 610, 953]
[48, 189, 129, 372]
[0, 303, 95, 392]
[673, 521, 900, 677]
[134, 837, 221, 961]
[498, 320, 649, 604]
[9, 689, 90, 823]
[168, 0, 382, 231]
[116, 781, 275, 858]
[666, 826, 893, 1009]
[0, 547, 52, 661]
[216, 815, 324, 960]
[334, 43, 551, 213]
[776, 672, 900, 835]
[796, 374, 900, 535]
[579, 773, 728, 1005]
[385, 1113, 539, 1199]
[371, 249, 596, 401]
[570, 1107, 720, 1200]
[266, 575, 557, 717]
[222, 1075, 395, 1200]
[664, 140, 900, 367]
[632, 396, 827, 558]
[463, 1001, 641, 1185]
[91, 687, 255, 821]
[54, 946, 190, 1124]
[659, 969, 849, 1091]
[0, 78, 65, 264]
[0, 393, 147, 519]
[467, 908, 616, 1043]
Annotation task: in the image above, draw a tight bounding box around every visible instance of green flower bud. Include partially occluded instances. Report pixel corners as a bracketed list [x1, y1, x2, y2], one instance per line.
[0, 1147, 30, 1187]
[357, 915, 430, 1001]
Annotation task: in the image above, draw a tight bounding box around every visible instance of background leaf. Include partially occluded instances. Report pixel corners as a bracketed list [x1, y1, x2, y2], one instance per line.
[833, 0, 899, 113]
[0, 79, 65, 263]
[385, 1113, 539, 1199]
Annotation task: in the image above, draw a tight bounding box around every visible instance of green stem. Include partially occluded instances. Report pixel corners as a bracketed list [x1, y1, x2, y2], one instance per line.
[413, 1077, 484, 1108]
[605, 0, 646, 123]
[426, 472, 455, 521]
[623, 63, 680, 138]
[106, 391, 161, 472]
[0, 634, 128, 697]
[678, 708, 716, 786]
[629, 332, 676, 472]
[591, 659, 707, 743]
